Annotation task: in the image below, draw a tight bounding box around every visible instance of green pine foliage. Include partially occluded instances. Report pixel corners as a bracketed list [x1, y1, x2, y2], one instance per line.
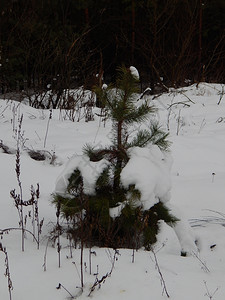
[53, 66, 177, 249]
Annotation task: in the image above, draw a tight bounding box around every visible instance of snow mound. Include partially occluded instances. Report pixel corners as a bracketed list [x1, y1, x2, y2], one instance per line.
[121, 145, 172, 210]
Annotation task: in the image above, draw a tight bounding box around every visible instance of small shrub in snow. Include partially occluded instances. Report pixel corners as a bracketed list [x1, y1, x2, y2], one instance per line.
[53, 66, 176, 250]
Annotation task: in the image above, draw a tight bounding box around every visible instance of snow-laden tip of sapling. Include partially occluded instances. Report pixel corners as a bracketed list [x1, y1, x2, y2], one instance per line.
[0, 243, 13, 300]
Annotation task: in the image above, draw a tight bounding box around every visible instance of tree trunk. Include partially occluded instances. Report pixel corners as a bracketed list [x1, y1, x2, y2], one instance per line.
[113, 120, 123, 189]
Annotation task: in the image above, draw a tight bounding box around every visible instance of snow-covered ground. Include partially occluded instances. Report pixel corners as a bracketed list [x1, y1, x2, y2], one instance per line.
[0, 82, 225, 299]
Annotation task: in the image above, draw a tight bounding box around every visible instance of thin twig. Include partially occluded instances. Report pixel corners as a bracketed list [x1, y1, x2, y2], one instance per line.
[192, 252, 210, 273]
[0, 243, 13, 300]
[150, 248, 170, 298]
[43, 238, 50, 272]
[44, 109, 52, 148]
[0, 228, 39, 245]
[203, 280, 219, 299]
[56, 283, 75, 299]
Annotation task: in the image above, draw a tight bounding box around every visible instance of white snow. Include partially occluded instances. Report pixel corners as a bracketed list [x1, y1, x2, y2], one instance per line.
[121, 145, 172, 210]
[0, 82, 225, 299]
[109, 202, 127, 219]
[129, 66, 140, 80]
[55, 155, 109, 195]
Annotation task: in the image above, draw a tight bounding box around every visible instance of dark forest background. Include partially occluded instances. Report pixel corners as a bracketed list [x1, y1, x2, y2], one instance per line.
[0, 0, 224, 94]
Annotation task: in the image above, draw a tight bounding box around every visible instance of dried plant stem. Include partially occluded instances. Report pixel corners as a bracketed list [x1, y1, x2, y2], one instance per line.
[89, 248, 92, 275]
[151, 248, 170, 298]
[192, 251, 210, 273]
[0, 243, 13, 300]
[56, 201, 61, 268]
[15, 115, 25, 252]
[0, 228, 38, 245]
[217, 85, 224, 105]
[106, 248, 120, 275]
[43, 238, 50, 272]
[44, 109, 52, 148]
[80, 240, 84, 290]
[176, 109, 182, 136]
[56, 283, 75, 299]
[32, 184, 42, 249]
[88, 249, 119, 297]
[10, 183, 42, 251]
[204, 280, 219, 299]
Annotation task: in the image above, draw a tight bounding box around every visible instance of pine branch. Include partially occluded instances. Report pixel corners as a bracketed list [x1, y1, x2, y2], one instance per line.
[124, 104, 155, 125]
[128, 124, 170, 151]
[83, 144, 113, 162]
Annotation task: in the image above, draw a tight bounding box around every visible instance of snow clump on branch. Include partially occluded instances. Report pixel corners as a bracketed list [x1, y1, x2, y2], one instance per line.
[129, 66, 140, 80]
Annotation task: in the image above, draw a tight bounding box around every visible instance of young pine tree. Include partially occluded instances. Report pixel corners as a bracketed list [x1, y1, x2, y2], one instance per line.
[53, 66, 176, 249]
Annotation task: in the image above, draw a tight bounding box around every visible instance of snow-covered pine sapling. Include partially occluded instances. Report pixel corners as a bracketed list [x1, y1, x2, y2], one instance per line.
[0, 243, 13, 300]
[53, 66, 175, 251]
